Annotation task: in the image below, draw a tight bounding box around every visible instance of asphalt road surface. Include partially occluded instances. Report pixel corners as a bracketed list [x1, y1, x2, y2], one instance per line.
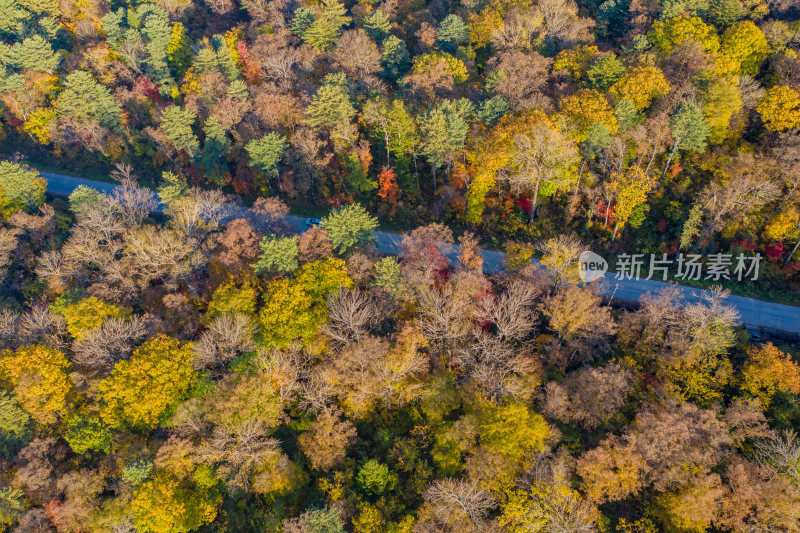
[40, 170, 800, 338]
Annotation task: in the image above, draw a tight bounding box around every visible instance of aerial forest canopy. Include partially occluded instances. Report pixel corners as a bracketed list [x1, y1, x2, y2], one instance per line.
[1, 0, 800, 530]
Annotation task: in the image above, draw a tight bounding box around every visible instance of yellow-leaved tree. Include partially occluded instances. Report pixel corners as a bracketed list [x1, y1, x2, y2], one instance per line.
[260, 257, 351, 348]
[719, 20, 770, 76]
[741, 343, 800, 407]
[465, 118, 517, 223]
[553, 45, 601, 81]
[702, 77, 742, 144]
[610, 65, 670, 111]
[466, 111, 580, 223]
[500, 479, 597, 532]
[131, 470, 221, 533]
[55, 296, 131, 341]
[757, 85, 800, 131]
[648, 15, 720, 56]
[99, 335, 197, 429]
[606, 165, 657, 241]
[477, 402, 551, 462]
[558, 88, 618, 141]
[0, 345, 72, 425]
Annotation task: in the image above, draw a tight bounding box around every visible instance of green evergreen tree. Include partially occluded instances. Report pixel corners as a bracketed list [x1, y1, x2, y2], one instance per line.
[140, 5, 174, 90]
[55, 70, 121, 129]
[212, 34, 240, 81]
[302, 508, 346, 533]
[322, 204, 378, 254]
[419, 108, 450, 176]
[381, 35, 410, 79]
[0, 390, 29, 458]
[709, 0, 741, 27]
[197, 118, 231, 185]
[477, 96, 510, 125]
[356, 460, 395, 496]
[303, 18, 341, 51]
[161, 105, 199, 157]
[437, 14, 469, 52]
[157, 171, 189, 206]
[246, 132, 287, 178]
[586, 54, 625, 91]
[193, 47, 218, 73]
[614, 98, 641, 132]
[0, 0, 30, 39]
[122, 459, 153, 486]
[374, 257, 401, 295]
[299, 0, 351, 51]
[418, 98, 472, 189]
[583, 123, 612, 157]
[227, 79, 249, 101]
[9, 35, 58, 73]
[363, 9, 391, 43]
[290, 7, 316, 38]
[671, 102, 711, 153]
[100, 7, 127, 46]
[68, 185, 102, 218]
[306, 83, 356, 131]
[596, 0, 629, 39]
[253, 235, 300, 274]
[0, 161, 45, 216]
[0, 0, 58, 41]
[385, 100, 419, 162]
[320, 0, 350, 29]
[680, 203, 704, 249]
[660, 102, 710, 182]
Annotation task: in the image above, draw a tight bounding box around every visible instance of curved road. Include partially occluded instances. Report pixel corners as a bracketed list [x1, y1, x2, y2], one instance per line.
[40, 171, 800, 338]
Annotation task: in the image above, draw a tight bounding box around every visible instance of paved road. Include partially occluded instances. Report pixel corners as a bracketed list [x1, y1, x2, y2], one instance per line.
[40, 170, 800, 338]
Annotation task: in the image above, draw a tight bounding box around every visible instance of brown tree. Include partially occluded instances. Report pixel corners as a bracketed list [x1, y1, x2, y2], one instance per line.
[46, 469, 105, 532]
[322, 326, 429, 416]
[693, 155, 781, 244]
[155, 435, 203, 479]
[72, 315, 150, 376]
[201, 420, 291, 493]
[211, 96, 251, 132]
[414, 478, 497, 532]
[718, 458, 800, 532]
[13, 438, 66, 504]
[192, 313, 256, 370]
[297, 227, 333, 262]
[540, 285, 617, 368]
[213, 218, 261, 280]
[0, 228, 20, 277]
[577, 401, 732, 502]
[478, 279, 542, 342]
[401, 223, 455, 284]
[333, 30, 382, 81]
[542, 363, 632, 429]
[253, 91, 305, 129]
[323, 287, 382, 347]
[486, 50, 552, 111]
[723, 398, 770, 447]
[453, 332, 542, 402]
[298, 407, 357, 471]
[416, 272, 488, 351]
[457, 232, 483, 272]
[122, 226, 206, 291]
